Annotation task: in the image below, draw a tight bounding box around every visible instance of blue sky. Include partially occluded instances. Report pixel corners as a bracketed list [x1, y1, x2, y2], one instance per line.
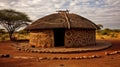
[0, 0, 120, 29]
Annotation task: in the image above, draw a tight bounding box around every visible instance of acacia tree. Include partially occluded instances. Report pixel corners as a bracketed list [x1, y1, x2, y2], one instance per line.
[0, 9, 31, 40]
[97, 24, 103, 29]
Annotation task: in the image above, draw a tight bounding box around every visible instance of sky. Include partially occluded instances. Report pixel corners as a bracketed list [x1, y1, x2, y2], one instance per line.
[0, 0, 120, 29]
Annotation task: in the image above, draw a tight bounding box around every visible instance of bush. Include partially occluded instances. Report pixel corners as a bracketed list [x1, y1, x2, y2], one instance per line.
[99, 29, 111, 35]
[100, 30, 108, 35]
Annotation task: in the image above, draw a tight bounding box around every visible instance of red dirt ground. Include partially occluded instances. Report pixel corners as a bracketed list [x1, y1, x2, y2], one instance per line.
[0, 39, 120, 67]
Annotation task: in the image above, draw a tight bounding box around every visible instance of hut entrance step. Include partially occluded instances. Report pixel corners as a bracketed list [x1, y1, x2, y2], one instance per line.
[54, 28, 65, 47]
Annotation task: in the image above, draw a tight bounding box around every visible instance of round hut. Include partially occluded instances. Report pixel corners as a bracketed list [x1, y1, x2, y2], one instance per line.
[25, 10, 99, 48]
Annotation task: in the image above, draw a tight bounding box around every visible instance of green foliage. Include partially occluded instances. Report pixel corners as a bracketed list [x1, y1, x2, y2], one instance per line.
[112, 29, 120, 33]
[99, 30, 109, 35]
[97, 24, 103, 30]
[98, 28, 111, 35]
[0, 9, 31, 40]
[0, 9, 31, 22]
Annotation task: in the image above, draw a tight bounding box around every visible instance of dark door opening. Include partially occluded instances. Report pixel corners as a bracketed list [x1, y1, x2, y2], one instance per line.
[54, 28, 65, 47]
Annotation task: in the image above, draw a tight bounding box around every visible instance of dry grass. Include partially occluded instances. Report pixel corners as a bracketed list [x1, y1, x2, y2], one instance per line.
[96, 32, 120, 40]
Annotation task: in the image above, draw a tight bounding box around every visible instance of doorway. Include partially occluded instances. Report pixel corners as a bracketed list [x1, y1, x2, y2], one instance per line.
[54, 28, 65, 47]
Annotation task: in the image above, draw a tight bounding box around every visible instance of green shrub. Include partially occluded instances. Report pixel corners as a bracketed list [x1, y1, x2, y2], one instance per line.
[99, 29, 111, 35]
[100, 30, 108, 35]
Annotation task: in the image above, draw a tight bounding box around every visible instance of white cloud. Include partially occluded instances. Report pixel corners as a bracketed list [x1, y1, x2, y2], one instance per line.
[0, 0, 120, 29]
[0, 2, 5, 6]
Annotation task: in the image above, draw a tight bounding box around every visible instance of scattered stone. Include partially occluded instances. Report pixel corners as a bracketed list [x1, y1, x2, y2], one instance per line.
[38, 57, 43, 60]
[4, 54, 10, 58]
[105, 52, 110, 55]
[110, 51, 118, 55]
[17, 48, 21, 51]
[0, 54, 10, 58]
[117, 50, 120, 54]
[59, 64, 64, 66]
[91, 55, 99, 58]
[105, 51, 120, 56]
[42, 57, 48, 60]
[59, 57, 63, 60]
[62, 57, 69, 60]
[82, 56, 88, 59]
[75, 57, 81, 60]
[52, 57, 59, 60]
[109, 53, 115, 55]
[71, 57, 76, 60]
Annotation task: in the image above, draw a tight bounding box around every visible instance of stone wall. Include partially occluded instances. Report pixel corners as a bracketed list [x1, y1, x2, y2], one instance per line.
[65, 29, 96, 47]
[29, 30, 54, 48]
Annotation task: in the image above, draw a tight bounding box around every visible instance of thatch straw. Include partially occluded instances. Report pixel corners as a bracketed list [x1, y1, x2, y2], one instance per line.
[25, 13, 99, 30]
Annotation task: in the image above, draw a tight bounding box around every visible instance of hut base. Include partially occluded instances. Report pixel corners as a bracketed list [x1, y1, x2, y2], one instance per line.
[16, 41, 112, 53]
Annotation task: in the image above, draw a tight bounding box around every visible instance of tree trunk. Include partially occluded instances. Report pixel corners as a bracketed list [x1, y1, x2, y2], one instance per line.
[8, 32, 14, 41]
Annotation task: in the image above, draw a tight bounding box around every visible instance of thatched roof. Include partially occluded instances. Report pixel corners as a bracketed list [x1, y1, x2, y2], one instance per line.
[25, 12, 99, 30]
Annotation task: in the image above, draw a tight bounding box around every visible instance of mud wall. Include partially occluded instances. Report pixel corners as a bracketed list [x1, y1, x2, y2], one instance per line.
[65, 29, 96, 47]
[29, 30, 54, 48]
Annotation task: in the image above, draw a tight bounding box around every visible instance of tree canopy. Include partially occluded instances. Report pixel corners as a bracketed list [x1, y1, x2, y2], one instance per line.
[97, 24, 103, 29]
[0, 9, 31, 40]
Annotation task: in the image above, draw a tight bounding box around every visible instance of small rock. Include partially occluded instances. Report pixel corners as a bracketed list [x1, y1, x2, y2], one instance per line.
[59, 57, 64, 60]
[4, 54, 10, 58]
[75, 57, 81, 60]
[52, 57, 58, 60]
[0, 54, 10, 58]
[41, 57, 48, 60]
[117, 50, 120, 54]
[110, 51, 118, 55]
[62, 57, 69, 60]
[109, 52, 116, 55]
[91, 55, 96, 58]
[82, 56, 88, 59]
[17, 48, 21, 51]
[105, 52, 110, 55]
[38, 57, 43, 60]
[71, 57, 76, 60]
[59, 64, 64, 66]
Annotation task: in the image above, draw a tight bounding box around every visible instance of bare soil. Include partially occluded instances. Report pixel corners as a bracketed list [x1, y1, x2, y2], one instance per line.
[0, 39, 120, 67]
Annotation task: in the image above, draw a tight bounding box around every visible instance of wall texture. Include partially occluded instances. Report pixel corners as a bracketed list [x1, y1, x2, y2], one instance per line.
[65, 29, 96, 47]
[29, 30, 54, 48]
[29, 29, 96, 48]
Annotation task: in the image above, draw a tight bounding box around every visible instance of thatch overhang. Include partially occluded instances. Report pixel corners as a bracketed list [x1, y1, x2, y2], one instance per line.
[25, 13, 100, 30]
